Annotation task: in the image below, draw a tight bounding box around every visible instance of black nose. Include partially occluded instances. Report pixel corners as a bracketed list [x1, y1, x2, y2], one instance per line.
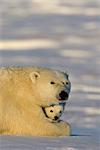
[59, 91, 68, 100]
[54, 116, 59, 120]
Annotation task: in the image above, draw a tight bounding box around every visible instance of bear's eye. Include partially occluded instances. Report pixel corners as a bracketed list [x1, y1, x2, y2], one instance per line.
[59, 111, 62, 113]
[50, 110, 53, 113]
[50, 81, 55, 85]
[66, 81, 69, 85]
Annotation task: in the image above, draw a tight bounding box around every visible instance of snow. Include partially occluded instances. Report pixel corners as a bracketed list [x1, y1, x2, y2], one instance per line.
[0, 0, 100, 149]
[0, 135, 99, 150]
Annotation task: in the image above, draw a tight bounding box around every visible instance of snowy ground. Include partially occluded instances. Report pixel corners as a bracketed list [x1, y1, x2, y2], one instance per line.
[0, 0, 100, 149]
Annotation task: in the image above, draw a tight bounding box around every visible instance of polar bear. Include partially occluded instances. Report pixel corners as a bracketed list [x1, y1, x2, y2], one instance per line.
[44, 103, 66, 123]
[0, 66, 71, 136]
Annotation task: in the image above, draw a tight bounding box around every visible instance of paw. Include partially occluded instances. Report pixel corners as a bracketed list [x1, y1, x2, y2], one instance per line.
[56, 121, 71, 136]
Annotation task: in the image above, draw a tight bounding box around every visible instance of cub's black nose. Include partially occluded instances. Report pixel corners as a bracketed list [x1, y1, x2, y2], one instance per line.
[54, 116, 59, 120]
[59, 90, 68, 100]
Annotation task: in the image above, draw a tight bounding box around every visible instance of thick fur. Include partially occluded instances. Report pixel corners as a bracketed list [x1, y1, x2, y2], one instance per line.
[0, 67, 71, 136]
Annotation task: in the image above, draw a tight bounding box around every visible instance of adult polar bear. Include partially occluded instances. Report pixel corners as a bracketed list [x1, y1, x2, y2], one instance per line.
[0, 67, 71, 136]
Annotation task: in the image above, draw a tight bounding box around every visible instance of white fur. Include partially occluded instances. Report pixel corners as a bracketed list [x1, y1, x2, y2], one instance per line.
[0, 67, 71, 136]
[54, 70, 60, 78]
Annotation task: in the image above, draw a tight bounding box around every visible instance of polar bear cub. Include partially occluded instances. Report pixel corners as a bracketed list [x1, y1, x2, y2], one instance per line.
[44, 103, 66, 122]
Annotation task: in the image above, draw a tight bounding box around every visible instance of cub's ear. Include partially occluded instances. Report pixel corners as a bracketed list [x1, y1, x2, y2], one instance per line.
[30, 71, 40, 83]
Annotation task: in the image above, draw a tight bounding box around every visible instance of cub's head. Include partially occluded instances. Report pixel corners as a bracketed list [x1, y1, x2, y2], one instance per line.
[44, 103, 65, 122]
[44, 105, 63, 122]
[30, 68, 71, 107]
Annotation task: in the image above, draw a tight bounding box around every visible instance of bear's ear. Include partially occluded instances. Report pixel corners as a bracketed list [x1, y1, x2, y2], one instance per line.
[65, 72, 69, 79]
[30, 71, 40, 83]
[63, 71, 69, 79]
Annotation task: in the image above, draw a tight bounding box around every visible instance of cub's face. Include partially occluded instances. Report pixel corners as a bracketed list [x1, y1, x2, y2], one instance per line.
[44, 104, 64, 122]
[30, 69, 71, 107]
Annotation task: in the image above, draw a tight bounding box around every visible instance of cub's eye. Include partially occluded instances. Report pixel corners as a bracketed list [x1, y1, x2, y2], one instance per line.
[50, 81, 55, 84]
[50, 110, 53, 112]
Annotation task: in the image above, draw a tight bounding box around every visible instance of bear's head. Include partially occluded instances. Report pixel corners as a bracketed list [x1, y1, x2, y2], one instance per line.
[30, 68, 71, 107]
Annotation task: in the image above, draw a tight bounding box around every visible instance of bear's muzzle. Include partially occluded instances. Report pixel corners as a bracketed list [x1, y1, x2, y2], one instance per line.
[58, 90, 69, 101]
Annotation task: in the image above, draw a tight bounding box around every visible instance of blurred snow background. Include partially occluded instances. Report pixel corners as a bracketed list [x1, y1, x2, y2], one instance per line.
[0, 0, 100, 149]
